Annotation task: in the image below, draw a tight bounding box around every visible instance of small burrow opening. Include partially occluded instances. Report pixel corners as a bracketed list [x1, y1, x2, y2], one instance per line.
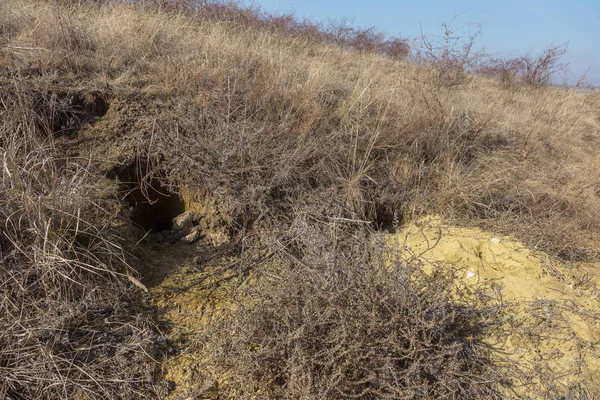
[373, 204, 402, 233]
[117, 169, 185, 233]
[129, 185, 185, 232]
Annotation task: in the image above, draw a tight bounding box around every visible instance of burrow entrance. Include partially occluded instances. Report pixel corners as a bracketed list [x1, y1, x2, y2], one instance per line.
[128, 183, 185, 232]
[116, 166, 185, 232]
[373, 204, 403, 233]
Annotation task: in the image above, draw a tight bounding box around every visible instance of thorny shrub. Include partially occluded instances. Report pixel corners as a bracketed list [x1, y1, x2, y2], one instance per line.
[195, 237, 511, 399]
[480, 44, 569, 87]
[418, 17, 485, 86]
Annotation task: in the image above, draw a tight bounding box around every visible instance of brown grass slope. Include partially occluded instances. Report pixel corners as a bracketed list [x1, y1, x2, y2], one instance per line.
[1, 0, 600, 398]
[2, 0, 599, 259]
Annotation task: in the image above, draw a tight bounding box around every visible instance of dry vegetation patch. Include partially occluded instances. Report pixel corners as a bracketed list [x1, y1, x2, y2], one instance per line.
[194, 249, 510, 399]
[0, 80, 161, 398]
[2, 0, 598, 258]
[1, 0, 599, 398]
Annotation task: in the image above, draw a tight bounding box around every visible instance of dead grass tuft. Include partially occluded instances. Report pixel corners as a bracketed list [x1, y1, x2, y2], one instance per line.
[0, 77, 162, 399]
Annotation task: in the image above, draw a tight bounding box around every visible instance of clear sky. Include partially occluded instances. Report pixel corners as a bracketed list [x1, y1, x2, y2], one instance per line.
[256, 0, 600, 86]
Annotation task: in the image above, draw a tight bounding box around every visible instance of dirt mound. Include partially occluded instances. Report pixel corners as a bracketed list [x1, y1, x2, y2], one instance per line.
[390, 216, 600, 396]
[140, 215, 600, 398]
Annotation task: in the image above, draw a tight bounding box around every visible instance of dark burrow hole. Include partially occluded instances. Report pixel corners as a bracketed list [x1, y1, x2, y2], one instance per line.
[373, 204, 402, 233]
[35, 91, 110, 138]
[116, 168, 185, 233]
[128, 184, 185, 232]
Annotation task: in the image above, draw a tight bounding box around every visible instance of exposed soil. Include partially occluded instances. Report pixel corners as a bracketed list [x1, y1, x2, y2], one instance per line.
[136, 233, 256, 399]
[391, 216, 600, 396]
[126, 213, 600, 398]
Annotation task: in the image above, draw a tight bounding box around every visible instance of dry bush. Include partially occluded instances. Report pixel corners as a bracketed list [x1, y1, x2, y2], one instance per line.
[0, 79, 161, 398]
[520, 44, 568, 87]
[194, 226, 514, 399]
[480, 44, 569, 88]
[478, 57, 525, 88]
[418, 17, 485, 86]
[194, 203, 596, 399]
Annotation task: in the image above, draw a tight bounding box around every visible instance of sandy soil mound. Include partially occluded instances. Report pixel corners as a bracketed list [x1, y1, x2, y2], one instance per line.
[390, 216, 600, 395]
[147, 215, 599, 398]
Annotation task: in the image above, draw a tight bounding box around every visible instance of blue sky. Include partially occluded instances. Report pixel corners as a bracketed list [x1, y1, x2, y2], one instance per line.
[256, 0, 600, 86]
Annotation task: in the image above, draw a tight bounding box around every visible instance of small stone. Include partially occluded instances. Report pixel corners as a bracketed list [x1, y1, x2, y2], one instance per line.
[466, 271, 477, 279]
[181, 229, 200, 244]
[491, 237, 501, 244]
[172, 211, 194, 232]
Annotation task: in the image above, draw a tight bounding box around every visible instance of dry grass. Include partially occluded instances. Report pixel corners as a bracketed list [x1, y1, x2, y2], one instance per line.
[1, 0, 599, 398]
[3, 0, 591, 258]
[0, 72, 161, 398]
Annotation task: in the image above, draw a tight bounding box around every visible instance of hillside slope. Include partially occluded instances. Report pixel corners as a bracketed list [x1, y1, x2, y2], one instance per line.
[1, 1, 599, 398]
